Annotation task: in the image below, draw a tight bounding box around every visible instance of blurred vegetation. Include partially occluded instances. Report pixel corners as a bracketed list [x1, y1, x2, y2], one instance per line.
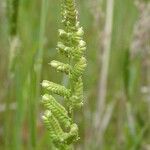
[0, 0, 150, 149]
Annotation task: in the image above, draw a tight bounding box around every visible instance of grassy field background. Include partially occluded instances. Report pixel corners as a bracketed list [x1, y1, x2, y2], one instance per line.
[0, 0, 150, 149]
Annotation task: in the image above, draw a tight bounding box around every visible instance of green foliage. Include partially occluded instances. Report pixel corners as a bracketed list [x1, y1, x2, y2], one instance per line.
[7, 0, 20, 36]
[41, 0, 87, 149]
[1, 0, 149, 149]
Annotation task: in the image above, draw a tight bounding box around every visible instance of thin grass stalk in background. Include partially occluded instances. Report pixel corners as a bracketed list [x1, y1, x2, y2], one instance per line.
[94, 0, 114, 147]
[5, 0, 20, 149]
[35, 0, 49, 85]
[28, 0, 48, 148]
[8, 19, 25, 150]
[128, 1, 150, 148]
[85, 0, 104, 148]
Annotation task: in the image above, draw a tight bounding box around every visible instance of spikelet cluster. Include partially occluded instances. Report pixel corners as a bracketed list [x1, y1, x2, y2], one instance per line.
[41, 0, 86, 149]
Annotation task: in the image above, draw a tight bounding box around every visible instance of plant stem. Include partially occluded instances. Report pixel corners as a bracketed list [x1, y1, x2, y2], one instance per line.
[94, 0, 114, 147]
[5, 0, 20, 149]
[28, 0, 48, 148]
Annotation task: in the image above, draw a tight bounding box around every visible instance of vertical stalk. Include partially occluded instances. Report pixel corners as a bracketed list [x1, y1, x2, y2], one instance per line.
[35, 0, 48, 99]
[5, 0, 20, 149]
[28, 0, 48, 148]
[86, 0, 104, 148]
[94, 0, 114, 147]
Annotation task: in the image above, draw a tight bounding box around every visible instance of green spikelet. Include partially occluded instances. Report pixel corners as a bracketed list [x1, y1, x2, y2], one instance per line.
[42, 80, 71, 97]
[41, 0, 87, 148]
[70, 57, 87, 81]
[71, 78, 84, 108]
[50, 60, 71, 74]
[42, 110, 65, 142]
[64, 124, 79, 144]
[57, 42, 72, 57]
[42, 94, 71, 128]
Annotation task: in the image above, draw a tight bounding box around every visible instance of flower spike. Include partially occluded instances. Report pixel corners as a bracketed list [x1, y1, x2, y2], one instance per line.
[41, 0, 87, 148]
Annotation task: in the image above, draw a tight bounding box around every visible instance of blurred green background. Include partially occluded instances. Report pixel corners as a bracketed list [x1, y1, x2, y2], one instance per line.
[0, 0, 150, 149]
